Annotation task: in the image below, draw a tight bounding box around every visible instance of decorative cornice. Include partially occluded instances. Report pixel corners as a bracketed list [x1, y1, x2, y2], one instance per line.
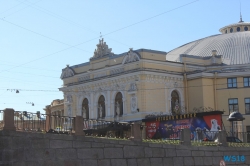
[94, 72, 106, 78]
[78, 75, 90, 82]
[110, 67, 124, 75]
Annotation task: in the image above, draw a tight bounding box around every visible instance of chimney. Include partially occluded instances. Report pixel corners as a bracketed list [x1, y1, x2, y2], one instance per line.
[212, 50, 217, 56]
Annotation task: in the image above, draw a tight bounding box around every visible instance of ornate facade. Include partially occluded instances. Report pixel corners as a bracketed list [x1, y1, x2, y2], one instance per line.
[60, 39, 186, 122]
[60, 19, 250, 133]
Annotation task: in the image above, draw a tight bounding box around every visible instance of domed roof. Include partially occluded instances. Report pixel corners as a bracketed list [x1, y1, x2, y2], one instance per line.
[166, 21, 250, 65]
[227, 111, 245, 121]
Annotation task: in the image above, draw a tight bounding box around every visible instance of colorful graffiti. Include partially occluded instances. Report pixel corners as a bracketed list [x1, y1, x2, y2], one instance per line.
[146, 114, 222, 140]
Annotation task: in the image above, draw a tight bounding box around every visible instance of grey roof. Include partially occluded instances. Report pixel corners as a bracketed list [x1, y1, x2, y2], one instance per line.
[166, 31, 250, 65]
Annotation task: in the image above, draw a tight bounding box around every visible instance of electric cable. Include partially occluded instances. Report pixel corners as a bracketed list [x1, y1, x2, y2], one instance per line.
[0, 18, 91, 53]
[3, 80, 249, 93]
[0, 61, 60, 72]
[0, 0, 200, 74]
[1, 0, 42, 18]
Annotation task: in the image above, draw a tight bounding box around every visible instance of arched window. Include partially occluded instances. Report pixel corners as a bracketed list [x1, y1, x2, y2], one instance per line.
[98, 95, 105, 118]
[115, 92, 123, 116]
[171, 90, 180, 114]
[82, 98, 89, 119]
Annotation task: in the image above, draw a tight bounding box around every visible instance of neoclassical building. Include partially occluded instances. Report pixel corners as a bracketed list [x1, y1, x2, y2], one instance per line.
[59, 39, 186, 122]
[59, 19, 250, 132]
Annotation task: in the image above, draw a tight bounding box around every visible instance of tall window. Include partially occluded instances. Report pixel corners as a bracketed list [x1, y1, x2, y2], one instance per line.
[228, 98, 238, 114]
[244, 77, 250, 87]
[82, 98, 89, 119]
[227, 78, 237, 88]
[98, 95, 105, 118]
[245, 98, 250, 114]
[115, 92, 123, 116]
[171, 90, 180, 114]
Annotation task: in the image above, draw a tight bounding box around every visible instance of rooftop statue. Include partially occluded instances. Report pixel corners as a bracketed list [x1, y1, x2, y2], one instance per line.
[92, 38, 112, 59]
[60, 65, 75, 79]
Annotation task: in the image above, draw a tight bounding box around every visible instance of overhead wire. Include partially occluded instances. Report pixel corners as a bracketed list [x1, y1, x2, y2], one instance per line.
[0, 76, 62, 89]
[2, 80, 248, 93]
[14, 0, 132, 48]
[0, 18, 91, 53]
[4, 71, 59, 78]
[0, 61, 60, 72]
[0, 0, 26, 15]
[0, 0, 200, 74]
[0, 0, 42, 18]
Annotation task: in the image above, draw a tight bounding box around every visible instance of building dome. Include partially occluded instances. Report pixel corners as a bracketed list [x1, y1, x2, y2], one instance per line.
[166, 21, 250, 65]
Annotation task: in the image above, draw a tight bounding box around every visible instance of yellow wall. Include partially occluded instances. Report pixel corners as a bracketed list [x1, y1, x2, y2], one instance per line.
[140, 51, 166, 61]
[61, 48, 250, 133]
[187, 78, 204, 111]
[143, 82, 166, 113]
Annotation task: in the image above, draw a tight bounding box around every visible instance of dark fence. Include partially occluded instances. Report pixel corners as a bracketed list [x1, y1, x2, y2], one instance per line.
[12, 111, 75, 134]
[0, 110, 3, 129]
[1, 110, 132, 137]
[82, 119, 132, 138]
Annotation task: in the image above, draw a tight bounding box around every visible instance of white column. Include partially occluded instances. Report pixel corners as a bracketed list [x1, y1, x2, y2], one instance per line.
[107, 91, 111, 116]
[122, 97, 127, 115]
[90, 93, 94, 119]
[111, 101, 114, 117]
[88, 103, 91, 118]
[165, 87, 171, 115]
[76, 95, 81, 116]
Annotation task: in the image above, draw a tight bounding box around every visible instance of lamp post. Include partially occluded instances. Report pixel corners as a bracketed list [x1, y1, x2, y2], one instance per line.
[227, 111, 245, 141]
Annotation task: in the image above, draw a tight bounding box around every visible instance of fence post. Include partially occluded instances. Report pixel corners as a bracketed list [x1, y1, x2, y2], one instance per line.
[217, 130, 228, 147]
[130, 123, 142, 141]
[3, 108, 16, 131]
[74, 116, 85, 136]
[180, 128, 191, 146]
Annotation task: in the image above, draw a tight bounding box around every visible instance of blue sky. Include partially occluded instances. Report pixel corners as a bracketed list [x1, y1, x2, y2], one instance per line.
[0, 0, 249, 113]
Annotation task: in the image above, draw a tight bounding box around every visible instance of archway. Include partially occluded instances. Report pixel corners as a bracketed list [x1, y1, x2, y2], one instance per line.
[171, 90, 180, 114]
[98, 95, 105, 118]
[82, 98, 89, 119]
[115, 92, 123, 116]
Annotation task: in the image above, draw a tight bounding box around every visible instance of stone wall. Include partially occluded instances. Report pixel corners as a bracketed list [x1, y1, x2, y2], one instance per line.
[1, 131, 250, 166]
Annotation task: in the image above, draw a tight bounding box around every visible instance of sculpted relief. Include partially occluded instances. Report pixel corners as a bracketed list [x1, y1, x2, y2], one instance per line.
[128, 82, 137, 92]
[115, 101, 120, 116]
[60, 65, 75, 79]
[124, 48, 140, 64]
[92, 38, 112, 59]
[66, 95, 73, 104]
[131, 94, 137, 112]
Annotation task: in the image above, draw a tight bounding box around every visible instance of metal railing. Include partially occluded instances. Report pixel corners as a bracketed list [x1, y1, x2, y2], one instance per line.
[12, 111, 75, 134]
[1, 110, 133, 137]
[0, 110, 4, 130]
[82, 119, 132, 138]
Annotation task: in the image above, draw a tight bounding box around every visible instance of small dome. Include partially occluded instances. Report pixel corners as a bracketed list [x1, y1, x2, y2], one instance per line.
[227, 112, 245, 121]
[219, 22, 250, 34]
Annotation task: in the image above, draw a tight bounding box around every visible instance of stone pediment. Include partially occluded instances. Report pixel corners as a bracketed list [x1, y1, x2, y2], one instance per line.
[91, 38, 112, 59]
[122, 48, 140, 64]
[60, 65, 75, 79]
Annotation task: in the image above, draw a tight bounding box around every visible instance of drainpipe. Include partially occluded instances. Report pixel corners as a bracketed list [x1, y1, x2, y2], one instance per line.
[214, 72, 218, 110]
[183, 63, 188, 113]
[184, 73, 189, 113]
